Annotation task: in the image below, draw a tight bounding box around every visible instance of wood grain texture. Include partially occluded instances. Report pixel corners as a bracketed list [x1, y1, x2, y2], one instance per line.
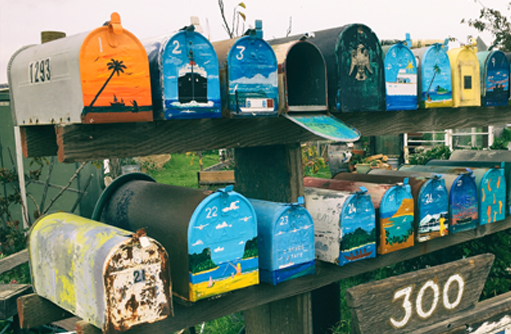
[198, 170, 235, 183]
[0, 284, 31, 319]
[334, 106, 511, 136]
[346, 254, 494, 334]
[0, 249, 28, 274]
[75, 320, 102, 334]
[55, 119, 320, 163]
[16, 217, 511, 333]
[17, 293, 73, 329]
[20, 125, 57, 158]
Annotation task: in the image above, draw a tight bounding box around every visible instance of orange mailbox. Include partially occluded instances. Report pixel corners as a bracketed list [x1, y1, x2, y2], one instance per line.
[8, 13, 153, 125]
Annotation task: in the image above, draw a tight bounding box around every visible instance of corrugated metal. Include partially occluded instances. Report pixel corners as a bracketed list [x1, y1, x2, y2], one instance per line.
[29, 212, 172, 332]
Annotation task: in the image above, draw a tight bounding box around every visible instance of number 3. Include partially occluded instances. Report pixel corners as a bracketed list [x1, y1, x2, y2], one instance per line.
[236, 46, 245, 60]
[390, 286, 413, 328]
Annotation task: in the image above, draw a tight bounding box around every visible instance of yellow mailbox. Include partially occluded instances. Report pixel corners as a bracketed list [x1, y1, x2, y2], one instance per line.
[447, 40, 481, 107]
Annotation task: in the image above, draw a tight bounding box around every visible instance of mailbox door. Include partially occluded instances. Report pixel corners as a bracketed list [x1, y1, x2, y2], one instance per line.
[479, 168, 506, 224]
[449, 174, 479, 233]
[420, 45, 453, 108]
[378, 185, 414, 254]
[417, 178, 449, 242]
[384, 43, 418, 111]
[339, 192, 376, 266]
[482, 51, 510, 106]
[227, 36, 278, 116]
[187, 190, 258, 301]
[161, 31, 221, 119]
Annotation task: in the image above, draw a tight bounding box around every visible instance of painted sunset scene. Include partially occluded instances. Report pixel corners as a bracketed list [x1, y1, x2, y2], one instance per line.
[484, 52, 509, 106]
[420, 46, 453, 108]
[450, 177, 478, 233]
[187, 195, 258, 302]
[162, 32, 221, 119]
[379, 198, 414, 254]
[227, 38, 278, 116]
[385, 44, 417, 111]
[80, 27, 152, 124]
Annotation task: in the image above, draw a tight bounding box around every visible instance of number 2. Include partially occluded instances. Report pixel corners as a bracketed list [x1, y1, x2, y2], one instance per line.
[134, 269, 146, 283]
[172, 40, 181, 54]
[206, 206, 218, 218]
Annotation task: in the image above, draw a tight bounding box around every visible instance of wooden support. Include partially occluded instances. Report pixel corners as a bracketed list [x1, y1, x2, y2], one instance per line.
[20, 125, 57, 157]
[197, 170, 235, 185]
[0, 249, 28, 274]
[17, 293, 74, 329]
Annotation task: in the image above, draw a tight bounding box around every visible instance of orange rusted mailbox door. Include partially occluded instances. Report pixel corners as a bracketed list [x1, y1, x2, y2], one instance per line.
[8, 12, 153, 125]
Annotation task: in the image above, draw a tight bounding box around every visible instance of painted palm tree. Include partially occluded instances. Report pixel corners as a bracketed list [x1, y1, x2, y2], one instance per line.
[427, 64, 441, 93]
[89, 58, 127, 107]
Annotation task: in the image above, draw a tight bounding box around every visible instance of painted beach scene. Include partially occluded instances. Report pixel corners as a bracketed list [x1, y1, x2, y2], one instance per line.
[420, 47, 453, 108]
[385, 43, 418, 111]
[162, 32, 221, 119]
[379, 198, 414, 254]
[417, 181, 449, 242]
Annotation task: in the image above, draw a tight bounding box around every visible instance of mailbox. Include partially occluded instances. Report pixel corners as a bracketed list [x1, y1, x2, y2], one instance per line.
[28, 212, 172, 333]
[447, 42, 481, 107]
[389, 167, 478, 233]
[449, 149, 511, 214]
[412, 42, 453, 108]
[477, 50, 510, 106]
[93, 173, 258, 302]
[8, 13, 153, 125]
[384, 41, 418, 111]
[303, 177, 414, 255]
[309, 24, 386, 112]
[248, 197, 315, 284]
[213, 20, 278, 117]
[423, 162, 507, 224]
[338, 172, 449, 242]
[144, 26, 221, 120]
[303, 186, 376, 266]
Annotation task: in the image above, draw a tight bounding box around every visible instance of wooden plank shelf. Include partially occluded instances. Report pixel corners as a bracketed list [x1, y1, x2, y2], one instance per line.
[20, 106, 511, 162]
[18, 216, 511, 333]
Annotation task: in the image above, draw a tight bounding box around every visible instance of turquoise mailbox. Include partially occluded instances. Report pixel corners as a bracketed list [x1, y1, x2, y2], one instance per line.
[144, 26, 221, 120]
[384, 41, 418, 111]
[248, 197, 315, 285]
[213, 20, 278, 117]
[477, 50, 510, 106]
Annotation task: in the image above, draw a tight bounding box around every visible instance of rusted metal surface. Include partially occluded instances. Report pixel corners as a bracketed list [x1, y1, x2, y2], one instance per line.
[28, 212, 172, 332]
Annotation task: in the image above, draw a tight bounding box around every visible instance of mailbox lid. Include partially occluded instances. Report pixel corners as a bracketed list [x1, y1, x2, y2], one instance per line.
[413, 44, 453, 108]
[28, 212, 172, 332]
[477, 50, 510, 106]
[384, 42, 418, 111]
[416, 177, 449, 241]
[159, 29, 221, 120]
[249, 199, 315, 275]
[187, 186, 258, 301]
[226, 35, 278, 116]
[447, 46, 481, 107]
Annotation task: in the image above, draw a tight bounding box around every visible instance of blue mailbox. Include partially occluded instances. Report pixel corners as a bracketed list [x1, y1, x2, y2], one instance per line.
[384, 40, 418, 111]
[144, 26, 221, 120]
[248, 197, 315, 285]
[213, 20, 278, 117]
[477, 50, 510, 106]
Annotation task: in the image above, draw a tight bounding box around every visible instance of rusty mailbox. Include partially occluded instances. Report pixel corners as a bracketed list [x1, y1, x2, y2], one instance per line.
[447, 41, 481, 107]
[477, 50, 510, 106]
[303, 186, 376, 266]
[213, 20, 278, 117]
[248, 197, 315, 285]
[28, 212, 172, 333]
[420, 163, 506, 225]
[303, 177, 414, 255]
[144, 26, 221, 120]
[93, 173, 258, 302]
[389, 167, 479, 233]
[8, 13, 153, 125]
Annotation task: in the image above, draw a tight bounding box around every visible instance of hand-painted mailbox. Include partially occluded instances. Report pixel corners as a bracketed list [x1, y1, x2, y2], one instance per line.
[477, 50, 510, 106]
[248, 197, 315, 284]
[93, 173, 258, 302]
[384, 42, 418, 111]
[8, 13, 153, 125]
[310, 24, 386, 112]
[303, 177, 414, 255]
[449, 149, 511, 214]
[392, 167, 479, 233]
[28, 212, 172, 333]
[412, 42, 453, 108]
[144, 26, 221, 120]
[213, 21, 278, 117]
[447, 42, 481, 107]
[267, 35, 361, 142]
[423, 162, 507, 224]
[339, 172, 449, 242]
[303, 186, 376, 266]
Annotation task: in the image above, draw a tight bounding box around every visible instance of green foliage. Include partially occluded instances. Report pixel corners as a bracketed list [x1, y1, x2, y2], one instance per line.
[0, 220, 27, 256]
[490, 127, 511, 149]
[188, 248, 218, 274]
[191, 313, 244, 334]
[242, 237, 258, 259]
[462, 2, 511, 51]
[342, 228, 375, 251]
[385, 227, 414, 246]
[408, 144, 451, 165]
[302, 142, 327, 175]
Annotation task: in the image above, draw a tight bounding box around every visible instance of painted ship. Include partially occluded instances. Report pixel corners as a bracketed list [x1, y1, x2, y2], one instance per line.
[386, 69, 417, 96]
[178, 62, 208, 104]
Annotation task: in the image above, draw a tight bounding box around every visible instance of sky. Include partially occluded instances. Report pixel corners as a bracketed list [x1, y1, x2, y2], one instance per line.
[0, 0, 509, 84]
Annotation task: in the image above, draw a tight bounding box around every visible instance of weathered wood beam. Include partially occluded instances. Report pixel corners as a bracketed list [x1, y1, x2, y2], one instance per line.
[17, 293, 74, 329]
[0, 249, 28, 274]
[20, 126, 57, 158]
